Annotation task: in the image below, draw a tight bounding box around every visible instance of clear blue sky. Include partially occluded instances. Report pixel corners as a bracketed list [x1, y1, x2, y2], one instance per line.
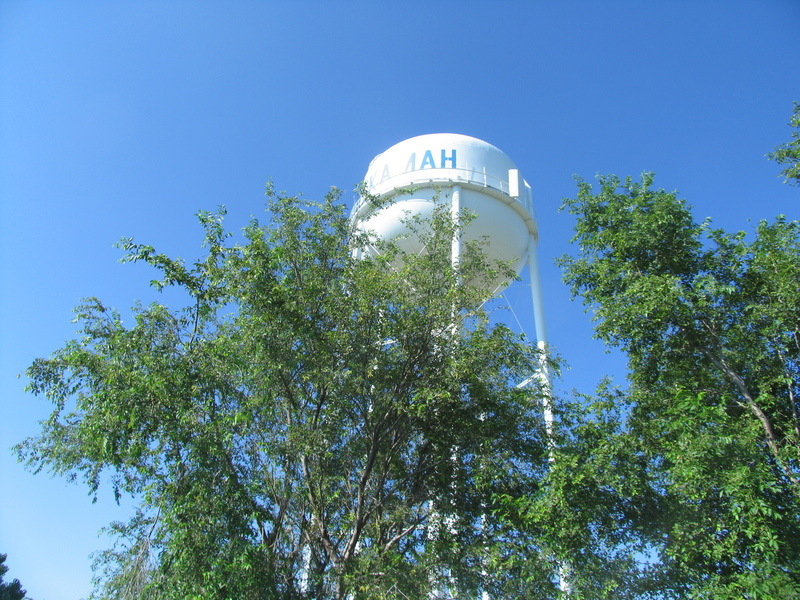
[1, 1, 797, 598]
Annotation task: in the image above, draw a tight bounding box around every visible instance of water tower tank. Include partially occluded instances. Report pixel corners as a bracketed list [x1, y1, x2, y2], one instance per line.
[350, 133, 537, 295]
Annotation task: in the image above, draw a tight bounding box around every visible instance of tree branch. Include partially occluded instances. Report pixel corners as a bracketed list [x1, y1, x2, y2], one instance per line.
[700, 346, 800, 489]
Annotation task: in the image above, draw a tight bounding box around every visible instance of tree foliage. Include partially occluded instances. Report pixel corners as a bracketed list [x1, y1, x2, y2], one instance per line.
[555, 170, 800, 598]
[17, 187, 556, 599]
[0, 554, 28, 600]
[768, 102, 800, 186]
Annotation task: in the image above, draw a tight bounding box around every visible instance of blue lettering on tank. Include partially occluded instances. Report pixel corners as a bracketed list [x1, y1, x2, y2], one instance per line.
[404, 148, 457, 172]
[441, 149, 456, 168]
[420, 150, 436, 169]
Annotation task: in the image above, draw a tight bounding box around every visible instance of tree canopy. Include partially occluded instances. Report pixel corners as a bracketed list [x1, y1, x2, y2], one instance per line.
[550, 111, 800, 597]
[0, 554, 28, 600]
[768, 102, 800, 186]
[17, 188, 558, 599]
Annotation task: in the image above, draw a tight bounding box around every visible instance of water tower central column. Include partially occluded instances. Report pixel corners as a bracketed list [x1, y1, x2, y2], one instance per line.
[451, 185, 462, 275]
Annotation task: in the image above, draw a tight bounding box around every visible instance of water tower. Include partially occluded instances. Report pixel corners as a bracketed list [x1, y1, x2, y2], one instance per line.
[350, 133, 547, 352]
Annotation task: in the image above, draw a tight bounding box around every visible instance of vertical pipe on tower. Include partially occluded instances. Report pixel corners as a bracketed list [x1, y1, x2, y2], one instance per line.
[528, 240, 571, 595]
[451, 185, 462, 275]
[527, 238, 548, 350]
[527, 239, 555, 433]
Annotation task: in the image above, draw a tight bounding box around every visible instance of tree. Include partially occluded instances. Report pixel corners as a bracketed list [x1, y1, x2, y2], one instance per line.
[17, 186, 556, 599]
[768, 102, 800, 186]
[553, 170, 800, 598]
[0, 554, 28, 600]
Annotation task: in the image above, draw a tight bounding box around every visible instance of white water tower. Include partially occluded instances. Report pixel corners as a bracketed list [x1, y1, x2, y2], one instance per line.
[350, 133, 547, 349]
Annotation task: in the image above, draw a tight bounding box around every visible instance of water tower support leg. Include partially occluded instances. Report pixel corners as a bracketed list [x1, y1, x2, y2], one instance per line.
[528, 240, 571, 595]
[527, 239, 553, 433]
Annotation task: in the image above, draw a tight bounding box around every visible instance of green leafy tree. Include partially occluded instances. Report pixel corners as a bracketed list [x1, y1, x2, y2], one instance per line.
[17, 186, 556, 599]
[0, 554, 28, 600]
[553, 171, 800, 599]
[768, 102, 800, 186]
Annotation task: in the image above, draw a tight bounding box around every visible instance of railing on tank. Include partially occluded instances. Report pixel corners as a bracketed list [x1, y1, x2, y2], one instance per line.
[350, 166, 533, 220]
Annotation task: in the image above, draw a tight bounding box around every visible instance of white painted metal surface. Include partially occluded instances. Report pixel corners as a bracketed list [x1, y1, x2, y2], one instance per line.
[351, 133, 537, 296]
